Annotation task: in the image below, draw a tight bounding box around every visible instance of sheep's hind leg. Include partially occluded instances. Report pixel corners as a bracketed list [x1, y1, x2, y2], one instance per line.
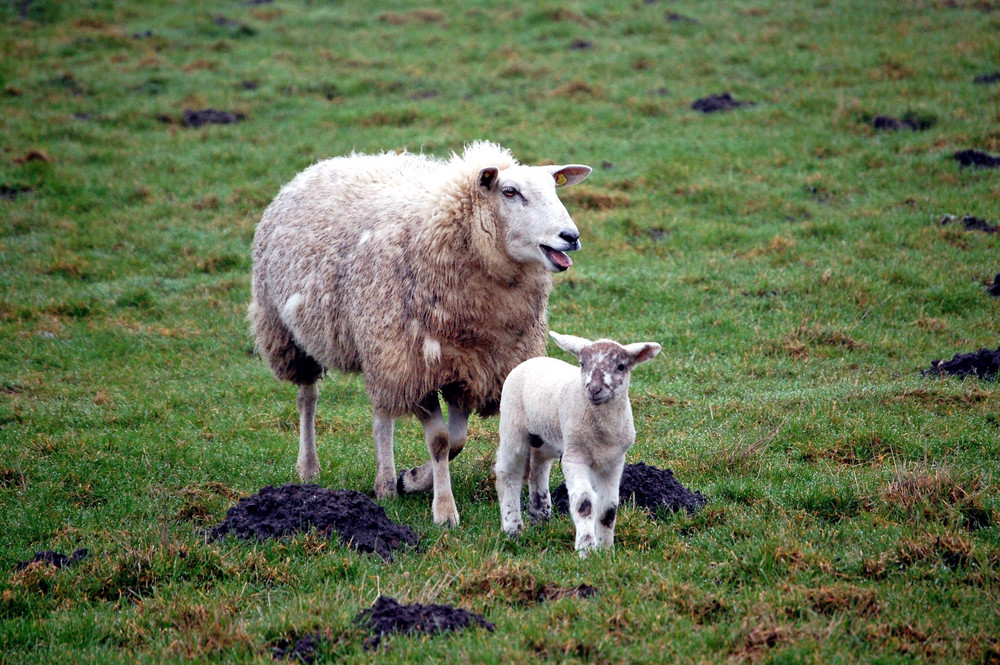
[372, 412, 397, 499]
[296, 383, 320, 481]
[397, 400, 469, 494]
[416, 393, 460, 527]
[527, 446, 554, 524]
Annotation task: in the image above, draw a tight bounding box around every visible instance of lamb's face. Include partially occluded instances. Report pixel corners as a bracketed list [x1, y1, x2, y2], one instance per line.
[479, 163, 592, 272]
[577, 341, 633, 406]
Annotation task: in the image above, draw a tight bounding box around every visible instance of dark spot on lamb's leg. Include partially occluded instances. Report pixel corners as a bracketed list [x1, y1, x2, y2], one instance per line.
[577, 498, 592, 518]
[528, 433, 544, 449]
[601, 505, 617, 528]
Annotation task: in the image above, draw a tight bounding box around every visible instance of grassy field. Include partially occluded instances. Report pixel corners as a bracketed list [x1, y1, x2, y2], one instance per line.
[2, 0, 999, 662]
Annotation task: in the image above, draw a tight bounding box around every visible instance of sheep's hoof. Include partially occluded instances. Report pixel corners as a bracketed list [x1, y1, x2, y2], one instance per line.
[502, 524, 523, 538]
[296, 462, 320, 482]
[398, 465, 433, 494]
[374, 474, 397, 500]
[432, 501, 460, 527]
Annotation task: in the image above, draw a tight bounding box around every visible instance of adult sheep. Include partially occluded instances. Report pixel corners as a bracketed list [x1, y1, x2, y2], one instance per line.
[250, 141, 591, 526]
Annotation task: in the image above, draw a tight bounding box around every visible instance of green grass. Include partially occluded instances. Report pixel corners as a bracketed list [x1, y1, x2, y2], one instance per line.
[2, 0, 999, 662]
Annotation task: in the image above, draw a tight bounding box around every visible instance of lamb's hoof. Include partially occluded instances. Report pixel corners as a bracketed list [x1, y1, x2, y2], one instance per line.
[502, 524, 523, 538]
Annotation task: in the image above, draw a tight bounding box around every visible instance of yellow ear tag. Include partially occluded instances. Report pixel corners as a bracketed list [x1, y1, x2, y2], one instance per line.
[555, 172, 568, 186]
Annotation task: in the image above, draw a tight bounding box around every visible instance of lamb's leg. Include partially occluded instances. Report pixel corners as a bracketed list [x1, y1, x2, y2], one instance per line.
[527, 447, 554, 524]
[562, 460, 597, 556]
[372, 412, 397, 499]
[415, 392, 459, 527]
[495, 428, 529, 537]
[398, 399, 469, 494]
[296, 382, 320, 481]
[594, 458, 625, 549]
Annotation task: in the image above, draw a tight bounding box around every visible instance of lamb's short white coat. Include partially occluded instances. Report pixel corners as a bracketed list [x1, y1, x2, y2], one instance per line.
[495, 331, 660, 554]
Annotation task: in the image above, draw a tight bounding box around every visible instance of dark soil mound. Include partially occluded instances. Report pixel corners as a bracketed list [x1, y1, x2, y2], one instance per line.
[272, 632, 325, 663]
[987, 274, 1000, 297]
[691, 92, 755, 113]
[939, 214, 1000, 233]
[15, 548, 89, 571]
[871, 113, 934, 131]
[553, 462, 707, 518]
[182, 108, 246, 128]
[355, 595, 495, 650]
[207, 485, 418, 560]
[922, 348, 1000, 381]
[973, 71, 1000, 84]
[954, 149, 1000, 168]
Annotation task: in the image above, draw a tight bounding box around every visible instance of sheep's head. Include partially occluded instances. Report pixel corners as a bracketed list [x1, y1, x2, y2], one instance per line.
[477, 162, 591, 272]
[550, 331, 661, 405]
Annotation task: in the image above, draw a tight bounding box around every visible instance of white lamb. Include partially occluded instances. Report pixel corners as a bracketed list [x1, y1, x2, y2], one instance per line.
[250, 142, 591, 526]
[495, 331, 660, 554]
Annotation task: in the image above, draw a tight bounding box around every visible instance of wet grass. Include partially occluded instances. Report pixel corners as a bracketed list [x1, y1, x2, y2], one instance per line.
[2, 0, 999, 663]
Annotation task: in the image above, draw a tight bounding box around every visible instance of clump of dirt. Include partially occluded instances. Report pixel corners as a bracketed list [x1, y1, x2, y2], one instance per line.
[973, 71, 1000, 84]
[986, 273, 1000, 297]
[15, 548, 89, 571]
[0, 184, 33, 201]
[272, 631, 326, 663]
[182, 108, 246, 128]
[871, 113, 935, 131]
[691, 92, 755, 113]
[207, 485, 418, 560]
[922, 348, 1000, 381]
[954, 149, 1000, 168]
[553, 462, 707, 518]
[355, 596, 495, 650]
[939, 214, 999, 233]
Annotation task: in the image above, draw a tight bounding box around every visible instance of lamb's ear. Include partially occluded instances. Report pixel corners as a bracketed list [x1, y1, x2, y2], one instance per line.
[478, 167, 499, 194]
[624, 342, 661, 367]
[547, 164, 592, 188]
[549, 331, 592, 359]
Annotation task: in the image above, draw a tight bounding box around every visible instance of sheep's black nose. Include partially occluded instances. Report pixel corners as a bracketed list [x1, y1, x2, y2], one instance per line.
[559, 229, 580, 244]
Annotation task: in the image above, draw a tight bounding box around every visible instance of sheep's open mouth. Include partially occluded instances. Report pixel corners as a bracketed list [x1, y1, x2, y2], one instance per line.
[540, 245, 573, 271]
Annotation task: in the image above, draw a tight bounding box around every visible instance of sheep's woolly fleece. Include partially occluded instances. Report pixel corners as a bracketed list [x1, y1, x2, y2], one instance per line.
[249, 141, 553, 418]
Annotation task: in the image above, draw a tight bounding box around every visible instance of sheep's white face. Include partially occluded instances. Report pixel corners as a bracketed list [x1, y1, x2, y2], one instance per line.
[549, 331, 662, 406]
[479, 163, 591, 272]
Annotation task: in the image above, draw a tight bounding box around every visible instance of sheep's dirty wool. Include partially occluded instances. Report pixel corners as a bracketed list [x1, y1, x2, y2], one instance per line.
[207, 484, 417, 560]
[553, 463, 707, 518]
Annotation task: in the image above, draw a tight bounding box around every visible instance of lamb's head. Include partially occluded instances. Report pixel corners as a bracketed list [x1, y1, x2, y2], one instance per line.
[550, 331, 661, 405]
[477, 162, 591, 272]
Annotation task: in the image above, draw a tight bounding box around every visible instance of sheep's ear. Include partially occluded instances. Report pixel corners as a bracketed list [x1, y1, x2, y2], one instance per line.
[549, 331, 592, 359]
[624, 342, 661, 367]
[547, 164, 592, 188]
[478, 167, 499, 194]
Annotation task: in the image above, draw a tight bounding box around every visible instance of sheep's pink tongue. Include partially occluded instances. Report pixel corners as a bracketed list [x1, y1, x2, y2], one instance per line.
[549, 249, 572, 269]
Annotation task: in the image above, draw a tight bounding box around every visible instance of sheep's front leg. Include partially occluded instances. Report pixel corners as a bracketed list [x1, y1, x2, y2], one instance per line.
[416, 393, 459, 527]
[372, 412, 397, 499]
[398, 401, 469, 494]
[296, 382, 320, 481]
[495, 432, 529, 537]
[562, 459, 597, 556]
[594, 458, 626, 549]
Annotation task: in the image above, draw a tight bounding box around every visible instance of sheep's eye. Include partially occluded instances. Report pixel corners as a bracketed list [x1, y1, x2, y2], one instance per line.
[501, 187, 518, 198]
[617, 363, 627, 372]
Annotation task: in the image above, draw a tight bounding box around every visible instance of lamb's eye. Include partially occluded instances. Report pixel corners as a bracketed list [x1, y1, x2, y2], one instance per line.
[617, 363, 627, 372]
[501, 187, 518, 198]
